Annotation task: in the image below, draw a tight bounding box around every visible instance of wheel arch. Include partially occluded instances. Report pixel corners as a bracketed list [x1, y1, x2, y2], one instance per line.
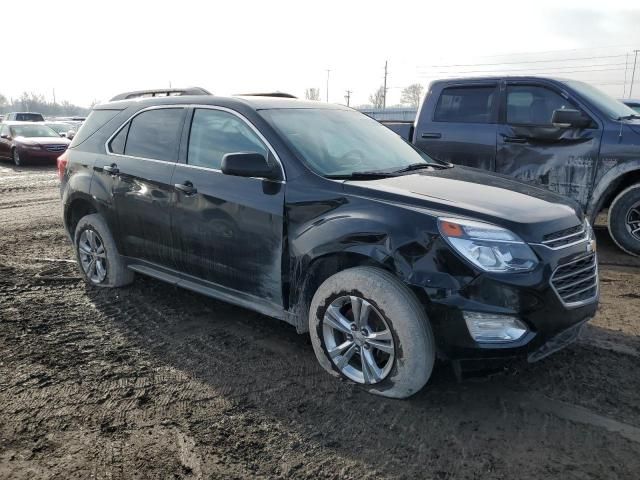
[588, 163, 640, 220]
[64, 194, 99, 239]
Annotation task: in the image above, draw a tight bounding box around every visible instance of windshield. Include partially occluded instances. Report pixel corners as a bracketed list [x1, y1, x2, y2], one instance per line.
[10, 124, 60, 138]
[46, 123, 73, 134]
[563, 80, 638, 119]
[260, 109, 442, 177]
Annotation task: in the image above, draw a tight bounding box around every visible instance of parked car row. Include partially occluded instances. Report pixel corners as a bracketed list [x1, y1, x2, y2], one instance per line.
[58, 87, 599, 398]
[382, 77, 640, 257]
[0, 122, 71, 166]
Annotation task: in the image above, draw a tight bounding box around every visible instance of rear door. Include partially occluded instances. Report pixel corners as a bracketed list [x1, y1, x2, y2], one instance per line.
[414, 82, 498, 170]
[170, 106, 285, 307]
[98, 106, 186, 267]
[496, 81, 602, 207]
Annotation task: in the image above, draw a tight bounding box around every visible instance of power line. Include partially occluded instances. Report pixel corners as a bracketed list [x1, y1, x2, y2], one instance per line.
[417, 63, 627, 77]
[418, 54, 628, 69]
[458, 43, 640, 60]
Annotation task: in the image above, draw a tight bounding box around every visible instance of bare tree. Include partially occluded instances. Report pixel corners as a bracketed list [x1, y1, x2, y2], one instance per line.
[400, 84, 424, 108]
[369, 86, 385, 108]
[0, 93, 7, 110]
[305, 88, 321, 101]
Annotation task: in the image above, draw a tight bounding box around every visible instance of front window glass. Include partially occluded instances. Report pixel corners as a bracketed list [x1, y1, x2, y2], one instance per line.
[506, 85, 576, 125]
[261, 108, 440, 177]
[563, 80, 637, 119]
[10, 125, 59, 138]
[188, 109, 267, 169]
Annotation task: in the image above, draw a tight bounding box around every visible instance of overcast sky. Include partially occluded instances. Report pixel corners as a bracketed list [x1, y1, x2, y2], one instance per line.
[3, 0, 640, 107]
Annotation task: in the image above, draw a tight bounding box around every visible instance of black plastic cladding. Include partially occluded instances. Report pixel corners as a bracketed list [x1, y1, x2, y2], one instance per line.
[61, 93, 597, 361]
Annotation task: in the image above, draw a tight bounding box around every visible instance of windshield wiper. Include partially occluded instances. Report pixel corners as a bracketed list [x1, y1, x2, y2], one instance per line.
[617, 114, 640, 120]
[393, 162, 449, 174]
[325, 171, 398, 180]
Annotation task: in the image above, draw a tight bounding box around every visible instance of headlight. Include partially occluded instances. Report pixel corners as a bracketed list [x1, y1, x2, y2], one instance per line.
[438, 217, 538, 272]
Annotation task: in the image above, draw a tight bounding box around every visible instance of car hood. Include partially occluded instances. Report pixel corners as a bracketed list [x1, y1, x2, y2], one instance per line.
[343, 166, 583, 242]
[16, 136, 70, 146]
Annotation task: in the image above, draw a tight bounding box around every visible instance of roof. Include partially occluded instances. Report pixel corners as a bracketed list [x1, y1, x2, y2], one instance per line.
[2, 121, 47, 126]
[97, 94, 349, 112]
[429, 75, 575, 85]
[621, 98, 640, 105]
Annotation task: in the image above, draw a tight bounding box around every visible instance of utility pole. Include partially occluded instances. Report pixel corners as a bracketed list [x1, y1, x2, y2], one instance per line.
[325, 69, 331, 102]
[630, 50, 639, 98]
[52, 88, 56, 105]
[344, 89, 352, 107]
[382, 60, 388, 110]
[623, 53, 629, 98]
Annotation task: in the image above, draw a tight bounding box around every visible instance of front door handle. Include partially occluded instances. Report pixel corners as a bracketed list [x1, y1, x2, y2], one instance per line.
[175, 181, 197, 195]
[103, 164, 119, 175]
[421, 132, 442, 139]
[503, 136, 527, 144]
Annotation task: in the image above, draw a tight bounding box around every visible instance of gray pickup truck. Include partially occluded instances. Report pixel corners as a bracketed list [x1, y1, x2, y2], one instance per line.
[383, 77, 640, 256]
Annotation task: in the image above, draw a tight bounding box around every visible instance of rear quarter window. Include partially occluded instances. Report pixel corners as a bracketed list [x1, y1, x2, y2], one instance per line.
[69, 109, 121, 147]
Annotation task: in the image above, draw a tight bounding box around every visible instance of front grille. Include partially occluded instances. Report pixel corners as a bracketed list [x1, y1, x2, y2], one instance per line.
[44, 145, 67, 153]
[542, 223, 588, 249]
[551, 254, 598, 306]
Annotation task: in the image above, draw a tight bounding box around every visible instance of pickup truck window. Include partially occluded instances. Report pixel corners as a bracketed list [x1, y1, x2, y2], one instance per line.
[187, 109, 268, 170]
[506, 85, 574, 125]
[434, 86, 495, 124]
[261, 109, 438, 177]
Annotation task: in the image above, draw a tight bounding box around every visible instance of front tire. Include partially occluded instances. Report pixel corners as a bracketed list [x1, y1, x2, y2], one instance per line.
[12, 149, 22, 166]
[608, 185, 640, 256]
[74, 213, 134, 287]
[309, 266, 435, 399]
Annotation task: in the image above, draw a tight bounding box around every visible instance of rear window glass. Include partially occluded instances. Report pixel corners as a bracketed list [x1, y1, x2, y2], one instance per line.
[434, 86, 496, 124]
[124, 108, 185, 161]
[70, 109, 120, 147]
[15, 113, 44, 121]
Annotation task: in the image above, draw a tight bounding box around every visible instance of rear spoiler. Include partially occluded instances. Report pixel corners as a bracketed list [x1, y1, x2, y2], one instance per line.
[109, 87, 212, 102]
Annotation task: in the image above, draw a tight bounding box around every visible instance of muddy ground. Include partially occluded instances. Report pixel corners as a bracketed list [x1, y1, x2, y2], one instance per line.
[0, 164, 639, 479]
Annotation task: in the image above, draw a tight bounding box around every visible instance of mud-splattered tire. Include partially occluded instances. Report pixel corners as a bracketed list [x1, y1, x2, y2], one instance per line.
[12, 149, 22, 166]
[309, 266, 435, 399]
[74, 213, 134, 287]
[608, 185, 640, 257]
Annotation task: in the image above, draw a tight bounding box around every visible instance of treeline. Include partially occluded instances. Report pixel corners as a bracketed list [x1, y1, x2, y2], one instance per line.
[0, 92, 92, 117]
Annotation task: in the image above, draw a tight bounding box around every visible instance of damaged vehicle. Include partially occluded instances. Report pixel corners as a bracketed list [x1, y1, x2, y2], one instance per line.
[59, 88, 598, 398]
[383, 77, 640, 256]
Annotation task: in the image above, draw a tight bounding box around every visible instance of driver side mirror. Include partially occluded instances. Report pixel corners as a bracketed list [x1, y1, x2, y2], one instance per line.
[66, 130, 76, 140]
[0, 134, 9, 140]
[59, 132, 66, 137]
[551, 109, 591, 129]
[221, 152, 278, 180]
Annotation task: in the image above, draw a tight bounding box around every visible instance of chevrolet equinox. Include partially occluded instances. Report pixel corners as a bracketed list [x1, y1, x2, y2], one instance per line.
[59, 88, 599, 398]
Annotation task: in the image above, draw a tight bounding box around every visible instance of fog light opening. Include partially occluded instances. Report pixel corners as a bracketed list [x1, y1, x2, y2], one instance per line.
[463, 312, 528, 343]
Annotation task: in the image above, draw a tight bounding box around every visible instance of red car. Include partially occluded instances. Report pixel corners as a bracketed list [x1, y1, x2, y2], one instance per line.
[0, 121, 70, 166]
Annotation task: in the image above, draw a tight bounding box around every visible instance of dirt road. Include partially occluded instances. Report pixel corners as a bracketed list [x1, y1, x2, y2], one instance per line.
[1, 164, 639, 479]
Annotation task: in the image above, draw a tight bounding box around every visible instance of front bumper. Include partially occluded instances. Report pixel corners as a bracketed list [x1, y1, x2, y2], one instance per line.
[423, 237, 598, 362]
[18, 147, 67, 163]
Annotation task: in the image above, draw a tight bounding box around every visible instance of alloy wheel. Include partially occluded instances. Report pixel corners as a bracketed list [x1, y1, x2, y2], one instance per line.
[322, 295, 395, 384]
[626, 202, 640, 241]
[78, 229, 107, 283]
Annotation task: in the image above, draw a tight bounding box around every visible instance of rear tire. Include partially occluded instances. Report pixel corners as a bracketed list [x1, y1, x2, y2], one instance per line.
[608, 184, 640, 256]
[309, 266, 435, 399]
[74, 213, 134, 287]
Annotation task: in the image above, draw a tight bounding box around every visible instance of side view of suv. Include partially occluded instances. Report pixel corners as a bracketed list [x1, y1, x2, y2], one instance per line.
[59, 89, 598, 398]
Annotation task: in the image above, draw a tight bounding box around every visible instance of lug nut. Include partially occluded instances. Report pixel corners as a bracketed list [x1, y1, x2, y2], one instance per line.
[346, 334, 353, 341]
[350, 324, 357, 331]
[360, 328, 369, 336]
[363, 343, 371, 350]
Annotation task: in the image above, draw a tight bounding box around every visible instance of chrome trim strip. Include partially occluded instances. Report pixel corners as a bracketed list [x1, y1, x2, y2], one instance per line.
[555, 272, 598, 292]
[541, 226, 586, 245]
[104, 104, 286, 181]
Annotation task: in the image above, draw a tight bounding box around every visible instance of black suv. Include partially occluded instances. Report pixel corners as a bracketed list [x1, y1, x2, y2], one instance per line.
[60, 88, 599, 398]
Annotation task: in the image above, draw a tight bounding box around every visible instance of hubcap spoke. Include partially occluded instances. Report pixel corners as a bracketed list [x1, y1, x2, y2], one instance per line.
[350, 296, 362, 327]
[334, 343, 358, 369]
[325, 305, 352, 334]
[328, 340, 355, 359]
[361, 349, 382, 384]
[366, 330, 394, 354]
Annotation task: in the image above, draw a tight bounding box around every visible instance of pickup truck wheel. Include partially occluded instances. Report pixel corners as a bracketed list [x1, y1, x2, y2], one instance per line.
[608, 185, 640, 256]
[309, 266, 435, 399]
[74, 213, 134, 287]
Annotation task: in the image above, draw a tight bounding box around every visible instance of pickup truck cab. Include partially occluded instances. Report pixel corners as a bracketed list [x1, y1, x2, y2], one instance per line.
[385, 77, 640, 256]
[59, 89, 598, 399]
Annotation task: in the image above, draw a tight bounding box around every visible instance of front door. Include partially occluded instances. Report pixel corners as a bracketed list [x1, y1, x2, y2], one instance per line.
[496, 82, 602, 208]
[170, 107, 285, 306]
[96, 106, 186, 267]
[414, 82, 498, 170]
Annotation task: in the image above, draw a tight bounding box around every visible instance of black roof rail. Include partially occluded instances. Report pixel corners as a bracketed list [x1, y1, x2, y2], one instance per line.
[236, 92, 298, 99]
[109, 87, 212, 102]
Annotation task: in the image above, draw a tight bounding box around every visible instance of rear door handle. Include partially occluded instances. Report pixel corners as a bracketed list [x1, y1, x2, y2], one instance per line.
[421, 132, 442, 139]
[503, 136, 527, 144]
[174, 181, 197, 195]
[103, 164, 119, 175]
